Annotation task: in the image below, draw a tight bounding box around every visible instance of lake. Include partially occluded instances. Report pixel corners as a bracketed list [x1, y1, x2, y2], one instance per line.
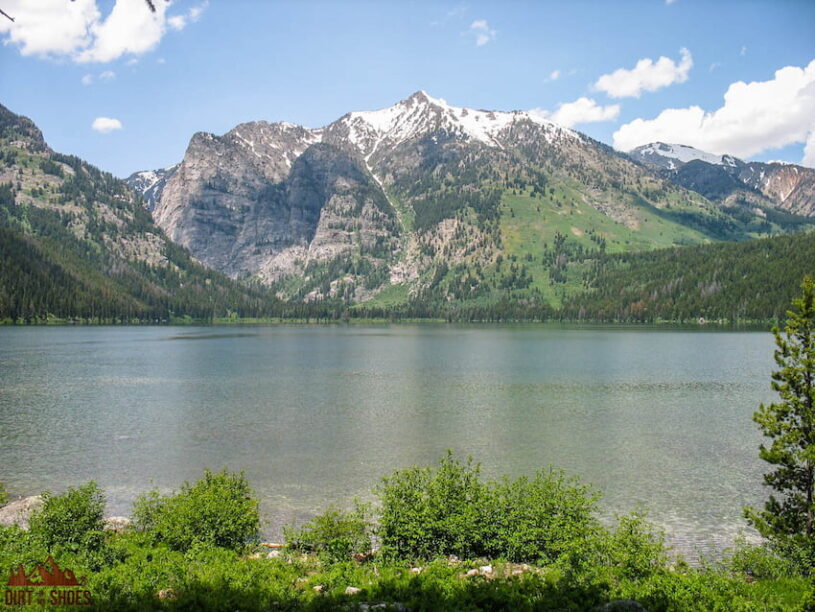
[0, 325, 776, 558]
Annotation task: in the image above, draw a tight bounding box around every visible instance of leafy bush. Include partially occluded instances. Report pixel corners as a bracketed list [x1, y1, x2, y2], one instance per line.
[0, 481, 8, 505]
[378, 452, 489, 560]
[0, 524, 47, 571]
[601, 512, 669, 580]
[378, 452, 600, 563]
[133, 469, 259, 553]
[719, 535, 795, 580]
[28, 482, 106, 554]
[485, 469, 600, 564]
[284, 501, 373, 562]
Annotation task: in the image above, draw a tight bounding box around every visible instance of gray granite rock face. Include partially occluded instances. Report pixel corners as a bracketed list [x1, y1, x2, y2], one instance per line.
[0, 495, 44, 529]
[150, 131, 397, 287]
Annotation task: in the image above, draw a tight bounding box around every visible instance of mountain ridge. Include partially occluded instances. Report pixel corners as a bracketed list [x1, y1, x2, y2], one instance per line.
[0, 98, 813, 323]
[128, 91, 815, 307]
[628, 141, 815, 216]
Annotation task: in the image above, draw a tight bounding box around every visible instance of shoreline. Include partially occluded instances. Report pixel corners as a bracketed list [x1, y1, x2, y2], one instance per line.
[0, 490, 758, 566]
[0, 317, 776, 330]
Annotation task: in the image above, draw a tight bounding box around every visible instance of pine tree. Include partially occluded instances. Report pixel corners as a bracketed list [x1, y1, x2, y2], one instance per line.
[745, 275, 815, 569]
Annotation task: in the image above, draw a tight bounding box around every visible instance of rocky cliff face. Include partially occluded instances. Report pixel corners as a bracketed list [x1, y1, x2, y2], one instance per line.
[737, 162, 815, 216]
[129, 93, 814, 304]
[150, 120, 398, 292]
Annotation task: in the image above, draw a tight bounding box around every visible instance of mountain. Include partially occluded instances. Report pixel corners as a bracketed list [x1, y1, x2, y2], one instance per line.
[2, 99, 813, 324]
[0, 103, 293, 323]
[126, 164, 177, 211]
[629, 142, 815, 217]
[129, 91, 812, 308]
[628, 142, 740, 170]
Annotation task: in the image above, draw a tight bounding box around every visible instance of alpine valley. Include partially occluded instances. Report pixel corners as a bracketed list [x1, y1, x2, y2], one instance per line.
[2, 91, 815, 323]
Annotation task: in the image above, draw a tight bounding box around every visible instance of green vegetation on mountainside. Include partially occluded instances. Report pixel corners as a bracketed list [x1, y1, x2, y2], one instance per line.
[0, 109, 310, 323]
[562, 230, 815, 322]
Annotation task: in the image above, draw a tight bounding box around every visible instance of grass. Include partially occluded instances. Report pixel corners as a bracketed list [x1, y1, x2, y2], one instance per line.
[354, 282, 411, 309]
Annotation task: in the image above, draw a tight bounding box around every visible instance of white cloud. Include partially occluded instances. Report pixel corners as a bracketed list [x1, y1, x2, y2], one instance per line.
[740, 45, 748, 56]
[709, 62, 722, 73]
[0, 0, 207, 63]
[804, 132, 815, 168]
[167, 15, 187, 31]
[81, 73, 93, 85]
[165, 3, 206, 32]
[91, 117, 123, 133]
[76, 0, 169, 63]
[612, 59, 815, 168]
[469, 19, 495, 46]
[547, 69, 561, 82]
[594, 48, 693, 98]
[531, 97, 620, 129]
[0, 0, 100, 57]
[665, 0, 678, 5]
[99, 70, 116, 80]
[188, 3, 207, 21]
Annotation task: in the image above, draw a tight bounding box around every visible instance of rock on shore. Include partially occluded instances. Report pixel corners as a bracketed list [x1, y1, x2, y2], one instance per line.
[0, 496, 43, 529]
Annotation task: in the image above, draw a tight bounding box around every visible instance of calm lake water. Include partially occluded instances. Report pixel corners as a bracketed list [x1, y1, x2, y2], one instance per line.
[0, 325, 776, 557]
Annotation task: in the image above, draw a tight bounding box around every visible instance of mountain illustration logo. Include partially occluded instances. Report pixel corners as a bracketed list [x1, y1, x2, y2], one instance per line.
[6, 557, 86, 587]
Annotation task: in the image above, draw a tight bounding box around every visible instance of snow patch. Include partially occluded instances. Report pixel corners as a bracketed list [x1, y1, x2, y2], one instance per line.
[634, 142, 735, 167]
[342, 90, 574, 157]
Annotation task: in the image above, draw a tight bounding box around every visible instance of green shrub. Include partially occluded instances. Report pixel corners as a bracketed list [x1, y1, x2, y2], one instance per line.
[133, 469, 259, 553]
[719, 536, 796, 580]
[378, 451, 489, 560]
[0, 524, 47, 570]
[485, 469, 601, 564]
[378, 452, 600, 563]
[0, 481, 9, 505]
[602, 512, 669, 580]
[28, 482, 105, 554]
[284, 501, 373, 562]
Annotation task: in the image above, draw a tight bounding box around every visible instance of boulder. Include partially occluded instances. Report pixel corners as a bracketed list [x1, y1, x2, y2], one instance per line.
[345, 586, 362, 596]
[0, 496, 43, 529]
[103, 516, 132, 533]
[156, 588, 176, 601]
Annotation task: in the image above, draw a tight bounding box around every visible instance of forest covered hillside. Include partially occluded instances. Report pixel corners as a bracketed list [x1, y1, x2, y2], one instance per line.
[0, 104, 299, 323]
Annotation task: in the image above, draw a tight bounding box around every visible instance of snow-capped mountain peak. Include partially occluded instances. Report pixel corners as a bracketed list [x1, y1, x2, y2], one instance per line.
[337, 90, 572, 159]
[629, 142, 741, 170]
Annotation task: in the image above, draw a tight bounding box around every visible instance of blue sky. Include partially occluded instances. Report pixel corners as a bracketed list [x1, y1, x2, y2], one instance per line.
[1, 0, 814, 177]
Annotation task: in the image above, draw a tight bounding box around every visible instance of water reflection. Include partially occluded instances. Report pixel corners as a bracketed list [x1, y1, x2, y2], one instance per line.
[0, 325, 774, 555]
